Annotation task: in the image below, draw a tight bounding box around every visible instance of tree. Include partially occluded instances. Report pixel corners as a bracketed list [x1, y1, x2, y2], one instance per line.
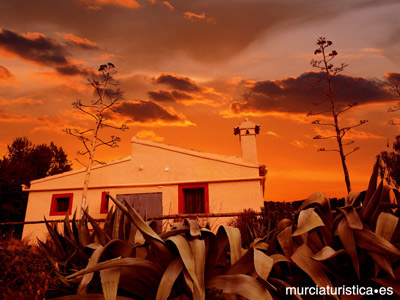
[0, 137, 72, 238]
[380, 137, 400, 188]
[64, 63, 127, 216]
[386, 73, 400, 124]
[309, 37, 367, 194]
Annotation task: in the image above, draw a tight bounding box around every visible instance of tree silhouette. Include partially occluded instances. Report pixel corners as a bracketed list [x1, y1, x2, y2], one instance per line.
[309, 37, 367, 194]
[0, 137, 72, 238]
[64, 63, 127, 216]
[386, 73, 400, 124]
[380, 137, 400, 188]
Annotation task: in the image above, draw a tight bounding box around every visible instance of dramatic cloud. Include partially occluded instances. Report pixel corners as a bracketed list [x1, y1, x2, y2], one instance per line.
[229, 72, 390, 116]
[148, 90, 193, 102]
[57, 33, 98, 49]
[153, 73, 201, 92]
[135, 130, 164, 142]
[81, 0, 140, 10]
[0, 29, 90, 76]
[113, 100, 190, 124]
[385, 72, 400, 83]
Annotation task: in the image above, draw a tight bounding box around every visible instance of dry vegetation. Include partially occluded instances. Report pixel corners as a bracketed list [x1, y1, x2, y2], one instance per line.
[1, 157, 399, 299]
[31, 157, 400, 300]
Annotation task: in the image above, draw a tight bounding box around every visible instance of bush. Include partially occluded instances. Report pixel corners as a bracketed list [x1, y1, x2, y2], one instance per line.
[40, 157, 400, 299]
[0, 237, 56, 300]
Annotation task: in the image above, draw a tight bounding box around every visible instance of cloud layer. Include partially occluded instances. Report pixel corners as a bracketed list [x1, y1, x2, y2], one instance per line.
[0, 29, 91, 76]
[229, 72, 391, 116]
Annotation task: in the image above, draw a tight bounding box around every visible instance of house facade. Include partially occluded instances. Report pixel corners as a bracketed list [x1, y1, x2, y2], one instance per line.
[22, 119, 267, 241]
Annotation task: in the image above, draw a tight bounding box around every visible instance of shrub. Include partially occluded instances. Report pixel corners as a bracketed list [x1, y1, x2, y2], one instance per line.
[41, 157, 400, 299]
[0, 237, 56, 300]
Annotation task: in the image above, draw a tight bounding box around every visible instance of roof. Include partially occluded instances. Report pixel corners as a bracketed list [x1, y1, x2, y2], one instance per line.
[131, 137, 259, 168]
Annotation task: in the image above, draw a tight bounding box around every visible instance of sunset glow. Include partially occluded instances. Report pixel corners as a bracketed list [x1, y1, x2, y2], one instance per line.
[1, 0, 399, 202]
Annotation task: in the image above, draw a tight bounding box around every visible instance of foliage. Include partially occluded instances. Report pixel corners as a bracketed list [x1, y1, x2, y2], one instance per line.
[41, 160, 400, 299]
[0, 237, 57, 300]
[309, 37, 367, 194]
[0, 137, 72, 238]
[380, 140, 400, 188]
[228, 202, 297, 248]
[64, 63, 127, 215]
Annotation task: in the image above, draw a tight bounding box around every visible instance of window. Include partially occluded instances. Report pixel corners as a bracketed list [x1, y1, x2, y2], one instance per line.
[178, 183, 209, 214]
[100, 191, 109, 214]
[50, 193, 73, 216]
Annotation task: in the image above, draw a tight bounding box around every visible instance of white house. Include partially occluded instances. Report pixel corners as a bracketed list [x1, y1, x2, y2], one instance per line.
[22, 119, 267, 241]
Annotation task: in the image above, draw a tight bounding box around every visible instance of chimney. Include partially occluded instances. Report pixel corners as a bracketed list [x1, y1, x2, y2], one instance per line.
[234, 118, 260, 163]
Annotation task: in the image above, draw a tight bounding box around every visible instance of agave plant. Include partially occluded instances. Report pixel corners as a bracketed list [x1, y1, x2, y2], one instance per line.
[42, 157, 400, 299]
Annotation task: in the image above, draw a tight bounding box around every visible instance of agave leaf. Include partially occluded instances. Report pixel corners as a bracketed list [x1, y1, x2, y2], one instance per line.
[72, 210, 80, 243]
[207, 274, 272, 300]
[345, 191, 361, 206]
[64, 213, 76, 243]
[338, 218, 359, 279]
[190, 238, 206, 294]
[337, 207, 363, 230]
[100, 267, 120, 300]
[44, 217, 67, 259]
[217, 226, 242, 265]
[201, 228, 219, 280]
[118, 266, 160, 299]
[224, 247, 253, 276]
[78, 216, 92, 247]
[355, 226, 400, 256]
[270, 253, 291, 265]
[51, 295, 133, 300]
[364, 156, 380, 205]
[83, 209, 108, 245]
[66, 257, 163, 279]
[372, 277, 400, 296]
[277, 225, 295, 258]
[78, 244, 104, 294]
[291, 244, 335, 295]
[134, 228, 146, 245]
[297, 193, 333, 227]
[156, 259, 184, 300]
[189, 219, 201, 237]
[102, 239, 135, 258]
[103, 207, 114, 239]
[376, 212, 399, 242]
[277, 219, 292, 231]
[167, 235, 203, 300]
[368, 251, 395, 278]
[268, 277, 303, 300]
[360, 180, 384, 223]
[107, 193, 173, 266]
[293, 208, 325, 236]
[311, 246, 345, 261]
[254, 249, 273, 281]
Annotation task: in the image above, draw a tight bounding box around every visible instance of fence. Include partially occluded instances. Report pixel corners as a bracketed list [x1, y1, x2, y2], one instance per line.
[0, 211, 263, 226]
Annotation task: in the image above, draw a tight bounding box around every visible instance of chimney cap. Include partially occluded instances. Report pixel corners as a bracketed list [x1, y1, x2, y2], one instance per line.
[234, 118, 260, 135]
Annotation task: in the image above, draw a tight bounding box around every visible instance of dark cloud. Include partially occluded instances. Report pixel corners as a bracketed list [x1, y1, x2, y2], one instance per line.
[148, 89, 194, 102]
[385, 72, 400, 83]
[154, 73, 201, 92]
[0, 29, 90, 76]
[1, 1, 397, 68]
[0, 66, 15, 81]
[114, 100, 185, 123]
[229, 72, 390, 115]
[58, 33, 99, 50]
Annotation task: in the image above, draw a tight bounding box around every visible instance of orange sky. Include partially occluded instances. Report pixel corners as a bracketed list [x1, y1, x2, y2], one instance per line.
[1, 0, 400, 202]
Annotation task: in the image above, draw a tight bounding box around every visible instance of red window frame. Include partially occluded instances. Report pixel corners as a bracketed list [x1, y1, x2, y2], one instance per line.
[100, 191, 110, 214]
[50, 193, 73, 216]
[178, 183, 209, 214]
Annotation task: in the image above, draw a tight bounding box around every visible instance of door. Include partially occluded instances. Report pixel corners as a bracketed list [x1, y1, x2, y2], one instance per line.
[116, 192, 163, 219]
